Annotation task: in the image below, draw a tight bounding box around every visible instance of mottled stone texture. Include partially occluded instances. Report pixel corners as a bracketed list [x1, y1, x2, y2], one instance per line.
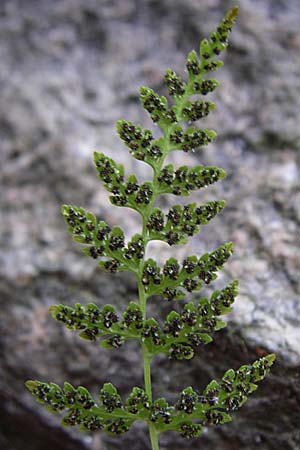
[0, 0, 299, 449]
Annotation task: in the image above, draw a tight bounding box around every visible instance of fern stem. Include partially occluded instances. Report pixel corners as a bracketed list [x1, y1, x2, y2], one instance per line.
[136, 89, 175, 450]
[138, 277, 147, 319]
[142, 347, 152, 398]
[142, 341, 160, 449]
[149, 423, 160, 450]
[138, 241, 160, 449]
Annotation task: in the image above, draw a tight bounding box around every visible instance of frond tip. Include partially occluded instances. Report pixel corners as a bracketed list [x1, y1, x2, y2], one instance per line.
[228, 6, 239, 22]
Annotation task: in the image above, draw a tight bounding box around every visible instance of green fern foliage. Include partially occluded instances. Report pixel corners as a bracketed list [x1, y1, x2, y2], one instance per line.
[26, 6, 275, 449]
[26, 354, 275, 438]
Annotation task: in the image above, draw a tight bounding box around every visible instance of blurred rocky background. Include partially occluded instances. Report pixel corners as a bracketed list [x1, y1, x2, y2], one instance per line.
[0, 0, 299, 449]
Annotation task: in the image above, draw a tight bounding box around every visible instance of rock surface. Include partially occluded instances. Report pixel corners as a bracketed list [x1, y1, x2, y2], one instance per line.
[0, 0, 299, 449]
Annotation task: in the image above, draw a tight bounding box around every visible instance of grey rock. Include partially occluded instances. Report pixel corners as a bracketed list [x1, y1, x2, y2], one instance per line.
[0, 0, 299, 449]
